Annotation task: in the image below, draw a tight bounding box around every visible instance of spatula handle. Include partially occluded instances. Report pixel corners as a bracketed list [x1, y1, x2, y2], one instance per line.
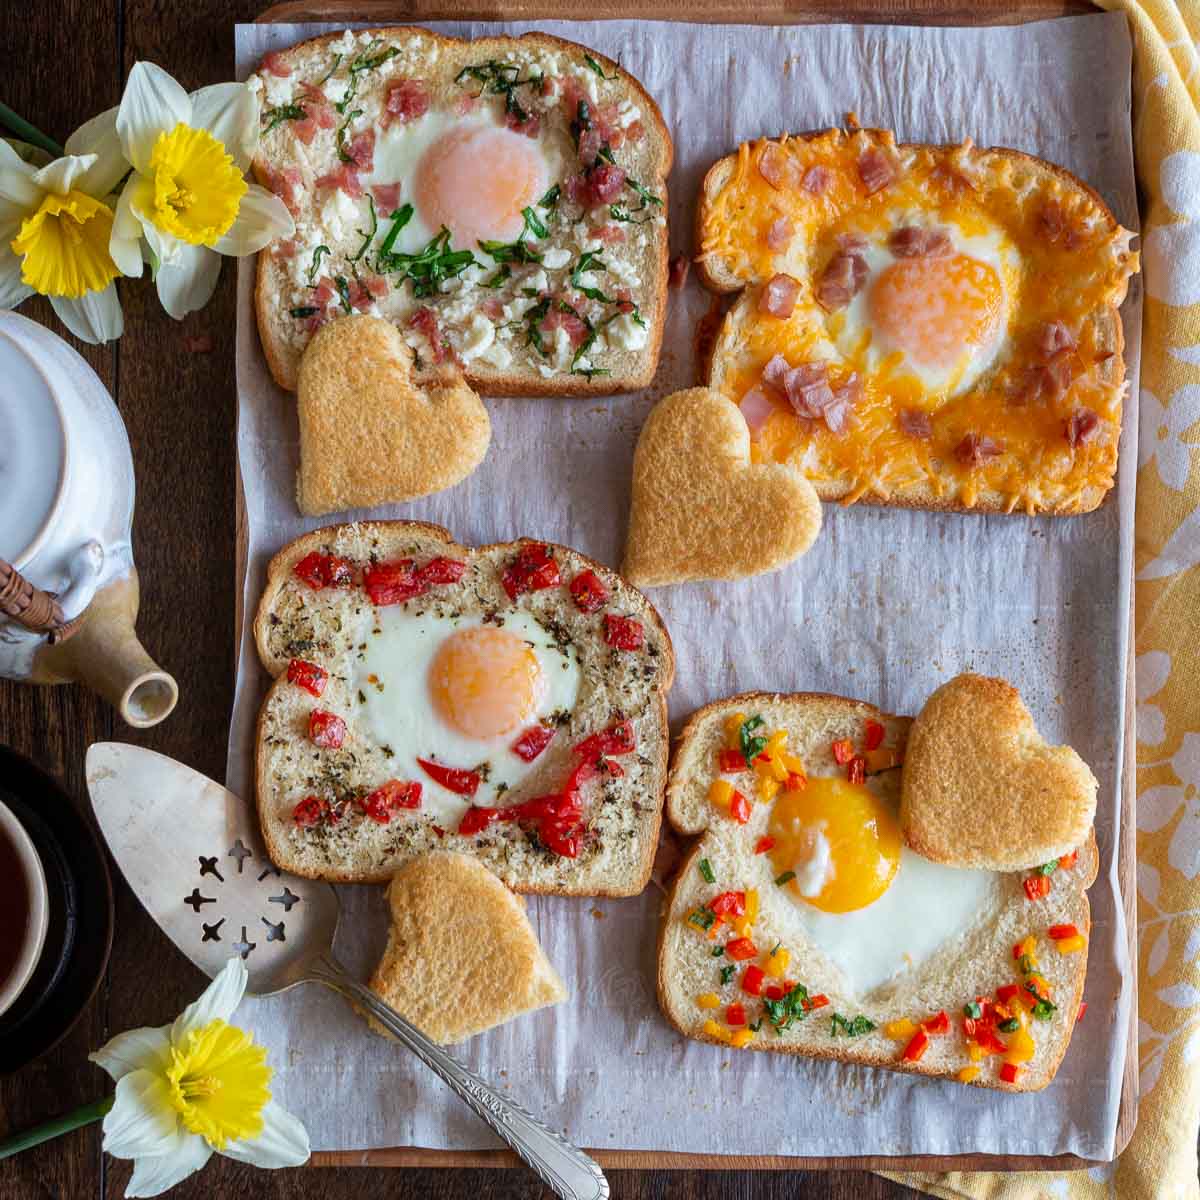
[307, 954, 608, 1200]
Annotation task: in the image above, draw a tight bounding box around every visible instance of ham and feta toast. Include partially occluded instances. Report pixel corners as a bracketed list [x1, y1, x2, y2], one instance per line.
[250, 27, 672, 397]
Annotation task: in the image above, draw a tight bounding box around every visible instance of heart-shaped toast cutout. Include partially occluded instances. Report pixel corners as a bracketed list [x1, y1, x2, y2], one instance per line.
[623, 388, 821, 586]
[368, 851, 566, 1044]
[901, 674, 1098, 871]
[296, 314, 490, 516]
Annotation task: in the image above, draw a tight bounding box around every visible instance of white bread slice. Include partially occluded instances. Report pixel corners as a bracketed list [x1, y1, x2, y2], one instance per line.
[659, 689, 1097, 1092]
[254, 520, 674, 896]
[698, 128, 1138, 516]
[250, 27, 672, 397]
[368, 851, 566, 1044]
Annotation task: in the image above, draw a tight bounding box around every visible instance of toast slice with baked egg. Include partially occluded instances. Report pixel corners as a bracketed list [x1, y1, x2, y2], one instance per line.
[253, 520, 674, 896]
[698, 127, 1138, 515]
[250, 27, 672, 397]
[658, 682, 1097, 1091]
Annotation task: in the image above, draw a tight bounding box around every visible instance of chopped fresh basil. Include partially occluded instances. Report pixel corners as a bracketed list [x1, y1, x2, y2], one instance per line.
[378, 204, 414, 259]
[710, 945, 724, 958]
[571, 365, 611, 380]
[774, 870, 796, 887]
[739, 715, 767, 767]
[625, 174, 664, 209]
[583, 53, 616, 80]
[289, 306, 318, 319]
[569, 98, 592, 152]
[830, 1013, 875, 1038]
[482, 265, 511, 290]
[539, 183, 561, 209]
[748, 1019, 762, 1032]
[698, 858, 715, 884]
[1032, 999, 1057, 1021]
[262, 103, 306, 134]
[963, 1001, 983, 1020]
[377, 225, 478, 299]
[338, 38, 401, 113]
[349, 194, 377, 263]
[997, 1017, 1020, 1033]
[315, 53, 343, 87]
[762, 983, 811, 1033]
[478, 206, 549, 265]
[454, 59, 544, 124]
[686, 906, 716, 932]
[570, 250, 615, 303]
[306, 244, 331, 286]
[608, 203, 656, 225]
[336, 107, 364, 162]
[333, 275, 352, 313]
[719, 964, 736, 986]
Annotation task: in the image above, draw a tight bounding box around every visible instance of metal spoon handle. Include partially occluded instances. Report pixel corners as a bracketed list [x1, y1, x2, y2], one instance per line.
[307, 954, 608, 1200]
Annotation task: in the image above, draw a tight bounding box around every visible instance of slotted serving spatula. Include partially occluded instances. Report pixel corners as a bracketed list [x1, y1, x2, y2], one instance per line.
[85, 742, 607, 1200]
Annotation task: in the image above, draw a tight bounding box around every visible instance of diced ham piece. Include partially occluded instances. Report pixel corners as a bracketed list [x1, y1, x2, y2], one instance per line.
[273, 238, 297, 259]
[668, 255, 690, 288]
[347, 277, 375, 311]
[762, 353, 791, 393]
[262, 50, 292, 78]
[541, 75, 559, 98]
[899, 407, 932, 439]
[757, 144, 791, 190]
[264, 165, 304, 216]
[409, 307, 449, 363]
[316, 163, 363, 198]
[505, 109, 541, 138]
[344, 129, 375, 171]
[292, 115, 319, 145]
[382, 79, 431, 129]
[766, 216, 794, 251]
[1066, 408, 1101, 447]
[480, 297, 504, 320]
[955, 433, 1003, 467]
[822, 375, 859, 436]
[801, 165, 831, 195]
[1042, 352, 1074, 398]
[311, 277, 335, 306]
[372, 182, 403, 214]
[759, 273, 800, 319]
[857, 146, 896, 195]
[541, 305, 589, 348]
[566, 163, 626, 209]
[781, 362, 833, 419]
[815, 250, 868, 311]
[888, 226, 952, 258]
[363, 274, 389, 300]
[595, 223, 626, 245]
[576, 127, 607, 168]
[739, 388, 776, 437]
[1039, 321, 1076, 358]
[625, 120, 646, 144]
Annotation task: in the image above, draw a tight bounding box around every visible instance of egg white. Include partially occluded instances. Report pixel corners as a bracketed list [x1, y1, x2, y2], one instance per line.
[354, 606, 582, 823]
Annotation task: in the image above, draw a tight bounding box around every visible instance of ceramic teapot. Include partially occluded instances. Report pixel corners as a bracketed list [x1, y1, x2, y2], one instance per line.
[0, 311, 177, 727]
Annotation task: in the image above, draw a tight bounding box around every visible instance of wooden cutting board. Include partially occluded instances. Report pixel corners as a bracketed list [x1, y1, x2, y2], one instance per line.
[246, 0, 1138, 1173]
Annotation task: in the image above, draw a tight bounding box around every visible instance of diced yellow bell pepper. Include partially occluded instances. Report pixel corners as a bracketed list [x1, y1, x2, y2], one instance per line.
[703, 1019, 731, 1043]
[757, 774, 781, 803]
[764, 947, 790, 978]
[732, 917, 751, 938]
[1056, 935, 1086, 954]
[884, 1018, 918, 1040]
[730, 1029, 754, 1049]
[1014, 935, 1039, 969]
[781, 752, 805, 774]
[967, 1043, 985, 1062]
[725, 712, 747, 749]
[1004, 1026, 1035, 1065]
[744, 888, 760, 923]
[696, 993, 720, 1009]
[957, 1066, 980, 1084]
[709, 779, 734, 810]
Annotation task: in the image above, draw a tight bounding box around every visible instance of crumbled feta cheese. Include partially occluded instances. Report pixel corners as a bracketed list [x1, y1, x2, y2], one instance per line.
[525, 268, 549, 293]
[541, 247, 572, 270]
[503, 296, 537, 321]
[607, 258, 639, 287]
[263, 73, 292, 106]
[575, 271, 599, 290]
[538, 364, 556, 378]
[323, 77, 348, 104]
[480, 339, 513, 369]
[321, 190, 359, 241]
[617, 99, 641, 129]
[607, 313, 648, 351]
[458, 313, 496, 362]
[552, 325, 573, 368]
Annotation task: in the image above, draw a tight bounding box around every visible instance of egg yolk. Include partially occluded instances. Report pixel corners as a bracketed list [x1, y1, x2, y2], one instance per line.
[428, 626, 544, 739]
[868, 253, 1004, 371]
[767, 777, 901, 913]
[415, 125, 547, 248]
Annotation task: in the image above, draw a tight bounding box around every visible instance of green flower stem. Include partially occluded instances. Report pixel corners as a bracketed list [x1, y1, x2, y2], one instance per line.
[0, 1094, 113, 1160]
[0, 101, 64, 158]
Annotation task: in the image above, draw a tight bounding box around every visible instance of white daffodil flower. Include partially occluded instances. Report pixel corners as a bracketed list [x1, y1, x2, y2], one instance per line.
[1, 120, 129, 342]
[109, 61, 294, 319]
[89, 957, 309, 1198]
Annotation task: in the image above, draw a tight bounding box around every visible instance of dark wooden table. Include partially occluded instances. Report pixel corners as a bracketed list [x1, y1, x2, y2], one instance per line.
[1, 2, 1101, 1197]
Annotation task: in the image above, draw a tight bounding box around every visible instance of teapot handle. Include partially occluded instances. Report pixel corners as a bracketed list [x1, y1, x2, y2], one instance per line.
[0, 557, 80, 644]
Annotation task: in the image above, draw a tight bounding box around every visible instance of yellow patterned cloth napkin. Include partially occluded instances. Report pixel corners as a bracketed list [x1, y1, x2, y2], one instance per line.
[887, 2, 1200, 1197]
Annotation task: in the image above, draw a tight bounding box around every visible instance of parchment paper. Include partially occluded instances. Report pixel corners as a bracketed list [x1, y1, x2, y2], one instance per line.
[229, 14, 1140, 1159]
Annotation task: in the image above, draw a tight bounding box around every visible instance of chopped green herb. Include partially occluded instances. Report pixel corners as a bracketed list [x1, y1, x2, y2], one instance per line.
[583, 53, 616, 80]
[378, 225, 479, 299]
[710, 945, 724, 958]
[774, 870, 796, 887]
[748, 1019, 762, 1032]
[570, 250, 615, 303]
[539, 183, 561, 209]
[333, 275, 352, 313]
[830, 1013, 875, 1038]
[1039, 858, 1060, 876]
[315, 53, 343, 87]
[997, 1017, 1020, 1033]
[349, 194, 377, 263]
[1032, 999, 1057, 1021]
[263, 103, 307, 134]
[608, 203, 656, 224]
[698, 858, 716, 884]
[686, 907, 716, 932]
[720, 964, 736, 986]
[625, 174, 664, 209]
[762, 983, 811, 1033]
[478, 206, 549, 264]
[569, 99, 593, 152]
[739, 715, 767, 767]
[289, 306, 319, 319]
[963, 1001, 983, 1020]
[378, 204, 414, 258]
[306, 244, 331, 286]
[482, 265, 512, 289]
[454, 59, 544, 124]
[338, 38, 401, 113]
[336, 107, 364, 162]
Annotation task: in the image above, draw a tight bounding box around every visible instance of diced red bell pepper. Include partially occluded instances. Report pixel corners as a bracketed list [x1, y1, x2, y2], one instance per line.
[831, 738, 854, 765]
[309, 710, 346, 749]
[569, 568, 610, 613]
[726, 937, 758, 961]
[1077, 1001, 1088, 1022]
[726, 1003, 746, 1027]
[975, 1027, 1007, 1055]
[364, 559, 425, 605]
[458, 807, 499, 836]
[512, 723, 556, 762]
[847, 756, 866, 785]
[863, 719, 885, 751]
[709, 891, 746, 917]
[764, 985, 786, 1002]
[604, 759, 625, 778]
[417, 758, 481, 797]
[360, 780, 422, 823]
[1023, 875, 1051, 901]
[786, 772, 807, 791]
[805, 993, 829, 1010]
[1048, 923, 1080, 940]
[573, 719, 636, 762]
[922, 1010, 950, 1035]
[293, 550, 354, 590]
[754, 836, 776, 855]
[1059, 850, 1078, 870]
[719, 748, 747, 774]
[603, 613, 644, 651]
[287, 658, 328, 697]
[538, 818, 582, 858]
[741, 965, 765, 996]
[501, 542, 561, 599]
[729, 790, 751, 825]
[902, 1029, 929, 1062]
[416, 556, 467, 586]
[999, 1062, 1021, 1085]
[996, 983, 1020, 1004]
[292, 795, 331, 826]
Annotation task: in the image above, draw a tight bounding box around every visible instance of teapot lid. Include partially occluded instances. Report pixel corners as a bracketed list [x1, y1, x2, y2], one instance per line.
[0, 330, 66, 568]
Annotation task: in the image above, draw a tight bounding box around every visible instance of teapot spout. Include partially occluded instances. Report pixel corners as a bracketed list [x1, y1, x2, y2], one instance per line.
[35, 571, 178, 728]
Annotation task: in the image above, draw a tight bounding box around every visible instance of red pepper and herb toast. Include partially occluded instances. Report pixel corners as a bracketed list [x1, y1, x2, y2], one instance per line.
[253, 520, 674, 895]
[658, 683, 1098, 1091]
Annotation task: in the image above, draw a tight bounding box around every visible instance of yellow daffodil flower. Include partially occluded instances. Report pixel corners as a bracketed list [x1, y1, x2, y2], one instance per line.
[109, 62, 294, 319]
[88, 957, 308, 1197]
[1, 117, 130, 342]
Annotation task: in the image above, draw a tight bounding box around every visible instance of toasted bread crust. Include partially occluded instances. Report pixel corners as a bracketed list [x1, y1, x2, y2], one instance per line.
[251, 27, 672, 398]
